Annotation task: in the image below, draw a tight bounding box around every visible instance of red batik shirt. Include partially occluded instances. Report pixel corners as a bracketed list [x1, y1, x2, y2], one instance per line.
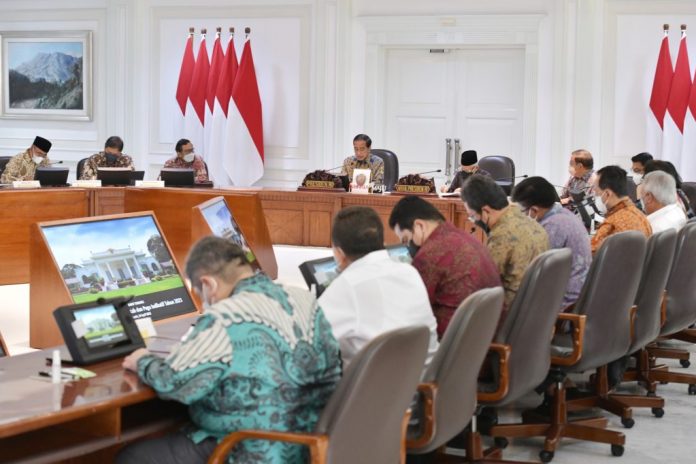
[412, 221, 502, 338]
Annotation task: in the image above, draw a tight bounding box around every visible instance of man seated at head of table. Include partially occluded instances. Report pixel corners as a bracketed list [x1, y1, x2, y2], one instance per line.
[590, 165, 652, 255]
[389, 195, 501, 338]
[318, 205, 439, 370]
[80, 135, 135, 180]
[440, 149, 491, 193]
[118, 236, 342, 464]
[162, 138, 210, 184]
[0, 136, 52, 183]
[459, 175, 549, 315]
[639, 170, 687, 234]
[340, 133, 384, 186]
[511, 176, 592, 310]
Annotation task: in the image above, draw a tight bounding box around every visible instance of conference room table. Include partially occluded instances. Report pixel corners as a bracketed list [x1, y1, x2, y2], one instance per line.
[0, 316, 194, 464]
[0, 185, 481, 286]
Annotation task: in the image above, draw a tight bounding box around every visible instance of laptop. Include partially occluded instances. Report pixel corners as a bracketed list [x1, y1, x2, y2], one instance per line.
[160, 168, 195, 187]
[97, 168, 137, 186]
[34, 167, 70, 187]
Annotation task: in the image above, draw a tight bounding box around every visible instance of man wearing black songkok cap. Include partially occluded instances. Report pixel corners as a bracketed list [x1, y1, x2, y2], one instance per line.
[0, 136, 52, 183]
[441, 149, 491, 193]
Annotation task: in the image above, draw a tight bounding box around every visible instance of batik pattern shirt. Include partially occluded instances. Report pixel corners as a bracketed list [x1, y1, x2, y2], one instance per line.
[340, 154, 384, 184]
[163, 154, 209, 183]
[487, 205, 550, 310]
[591, 198, 652, 254]
[0, 150, 50, 183]
[413, 221, 501, 338]
[446, 167, 491, 192]
[137, 274, 342, 463]
[80, 152, 135, 180]
[539, 204, 592, 308]
[561, 169, 594, 200]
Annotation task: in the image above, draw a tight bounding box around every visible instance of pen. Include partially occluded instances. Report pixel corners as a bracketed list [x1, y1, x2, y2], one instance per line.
[38, 370, 78, 380]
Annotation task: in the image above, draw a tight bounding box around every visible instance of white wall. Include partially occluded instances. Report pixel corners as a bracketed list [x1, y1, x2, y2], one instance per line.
[2, 0, 696, 187]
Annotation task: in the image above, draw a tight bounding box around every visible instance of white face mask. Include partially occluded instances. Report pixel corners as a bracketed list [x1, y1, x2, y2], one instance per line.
[200, 279, 218, 311]
[183, 153, 195, 163]
[632, 173, 643, 185]
[32, 155, 44, 165]
[594, 192, 607, 215]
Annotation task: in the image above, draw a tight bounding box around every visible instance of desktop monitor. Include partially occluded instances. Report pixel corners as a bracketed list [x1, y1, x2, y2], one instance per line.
[160, 168, 195, 187]
[198, 197, 261, 271]
[97, 168, 136, 186]
[38, 212, 197, 321]
[35, 167, 69, 186]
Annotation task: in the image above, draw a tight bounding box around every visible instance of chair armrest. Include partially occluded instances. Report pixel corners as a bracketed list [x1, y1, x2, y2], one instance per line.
[208, 430, 329, 464]
[660, 290, 668, 327]
[477, 343, 511, 403]
[551, 313, 586, 366]
[629, 305, 637, 343]
[405, 383, 438, 450]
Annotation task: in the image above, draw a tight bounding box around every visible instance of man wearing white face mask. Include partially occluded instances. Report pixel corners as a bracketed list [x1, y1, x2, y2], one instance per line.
[119, 236, 341, 464]
[163, 138, 210, 184]
[590, 165, 651, 254]
[0, 136, 52, 183]
[560, 149, 594, 205]
[630, 152, 653, 185]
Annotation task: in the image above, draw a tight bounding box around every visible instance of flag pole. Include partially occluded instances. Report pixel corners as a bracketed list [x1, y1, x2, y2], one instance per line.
[245, 27, 251, 39]
[229, 26, 234, 38]
[682, 24, 687, 38]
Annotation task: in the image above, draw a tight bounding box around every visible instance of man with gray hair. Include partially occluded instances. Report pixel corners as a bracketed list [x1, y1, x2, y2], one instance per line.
[639, 170, 687, 233]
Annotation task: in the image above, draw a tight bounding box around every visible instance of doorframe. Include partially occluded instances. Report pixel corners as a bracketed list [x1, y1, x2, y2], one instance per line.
[358, 14, 544, 177]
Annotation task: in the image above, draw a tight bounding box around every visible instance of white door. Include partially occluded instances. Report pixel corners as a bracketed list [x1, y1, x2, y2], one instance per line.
[383, 47, 525, 184]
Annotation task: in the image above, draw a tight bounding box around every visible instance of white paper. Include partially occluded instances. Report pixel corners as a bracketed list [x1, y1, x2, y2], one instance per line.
[135, 317, 157, 338]
[71, 319, 87, 339]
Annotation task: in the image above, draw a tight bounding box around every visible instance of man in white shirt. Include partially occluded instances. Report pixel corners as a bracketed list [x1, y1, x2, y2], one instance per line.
[639, 171, 687, 234]
[318, 206, 439, 369]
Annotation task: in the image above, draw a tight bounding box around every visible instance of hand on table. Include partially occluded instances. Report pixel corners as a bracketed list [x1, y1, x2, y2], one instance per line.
[122, 348, 150, 372]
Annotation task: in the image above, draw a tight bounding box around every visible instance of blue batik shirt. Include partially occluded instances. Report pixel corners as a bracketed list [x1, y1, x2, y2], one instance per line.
[137, 273, 342, 463]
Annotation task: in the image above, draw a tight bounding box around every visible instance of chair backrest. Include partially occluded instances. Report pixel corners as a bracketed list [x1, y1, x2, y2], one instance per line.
[0, 329, 8, 357]
[315, 325, 429, 464]
[681, 182, 696, 211]
[413, 287, 503, 453]
[629, 229, 677, 352]
[76, 157, 89, 180]
[662, 222, 696, 335]
[493, 248, 573, 402]
[370, 149, 399, 191]
[0, 156, 11, 177]
[571, 231, 646, 371]
[478, 155, 515, 195]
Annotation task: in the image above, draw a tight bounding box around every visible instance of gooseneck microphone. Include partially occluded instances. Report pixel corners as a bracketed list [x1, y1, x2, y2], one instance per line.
[323, 165, 343, 172]
[47, 160, 64, 165]
[413, 169, 442, 176]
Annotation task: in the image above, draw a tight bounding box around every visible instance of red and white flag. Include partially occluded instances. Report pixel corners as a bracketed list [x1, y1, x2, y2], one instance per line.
[207, 31, 239, 186]
[682, 58, 696, 180]
[662, 30, 691, 167]
[203, 31, 224, 160]
[646, 29, 673, 158]
[174, 31, 195, 136]
[224, 38, 264, 186]
[184, 31, 210, 155]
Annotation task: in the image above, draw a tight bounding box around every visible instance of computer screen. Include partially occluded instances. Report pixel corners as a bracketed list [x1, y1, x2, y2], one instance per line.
[40, 214, 196, 321]
[199, 197, 261, 271]
[160, 168, 195, 187]
[96, 168, 133, 186]
[73, 303, 128, 349]
[386, 243, 412, 264]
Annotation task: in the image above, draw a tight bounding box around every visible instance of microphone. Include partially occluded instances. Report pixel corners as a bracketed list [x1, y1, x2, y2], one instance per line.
[46, 160, 64, 165]
[413, 169, 442, 176]
[494, 174, 528, 182]
[323, 165, 343, 173]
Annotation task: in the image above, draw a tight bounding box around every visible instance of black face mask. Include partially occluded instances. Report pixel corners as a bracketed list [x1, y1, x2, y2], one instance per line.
[407, 240, 421, 258]
[474, 219, 490, 235]
[105, 153, 119, 164]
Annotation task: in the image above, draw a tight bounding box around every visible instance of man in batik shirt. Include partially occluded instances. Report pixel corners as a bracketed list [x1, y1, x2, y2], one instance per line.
[389, 196, 501, 338]
[80, 135, 135, 180]
[340, 133, 384, 185]
[163, 138, 209, 184]
[118, 237, 342, 464]
[560, 149, 594, 204]
[1, 136, 52, 183]
[460, 175, 549, 312]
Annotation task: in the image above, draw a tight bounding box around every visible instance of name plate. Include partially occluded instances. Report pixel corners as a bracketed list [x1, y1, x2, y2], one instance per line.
[12, 180, 41, 189]
[72, 180, 102, 188]
[394, 184, 432, 193]
[135, 180, 164, 188]
[304, 180, 336, 189]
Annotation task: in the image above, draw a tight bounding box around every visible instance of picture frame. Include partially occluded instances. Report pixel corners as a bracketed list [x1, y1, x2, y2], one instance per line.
[350, 168, 372, 194]
[0, 30, 92, 121]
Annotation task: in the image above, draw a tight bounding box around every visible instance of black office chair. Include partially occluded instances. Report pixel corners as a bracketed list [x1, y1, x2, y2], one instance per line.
[76, 157, 89, 180]
[681, 182, 696, 212]
[370, 149, 399, 191]
[0, 156, 12, 178]
[479, 156, 515, 195]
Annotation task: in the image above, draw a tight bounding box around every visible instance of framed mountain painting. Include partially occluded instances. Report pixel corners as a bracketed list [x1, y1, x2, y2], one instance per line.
[1, 31, 92, 120]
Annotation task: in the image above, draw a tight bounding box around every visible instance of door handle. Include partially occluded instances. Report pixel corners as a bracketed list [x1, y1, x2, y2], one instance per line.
[445, 138, 453, 178]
